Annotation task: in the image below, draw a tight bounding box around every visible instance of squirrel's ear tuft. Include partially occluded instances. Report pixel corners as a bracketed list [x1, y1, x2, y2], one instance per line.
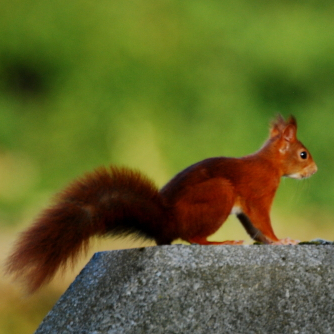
[287, 115, 297, 128]
[270, 114, 297, 138]
[270, 114, 286, 138]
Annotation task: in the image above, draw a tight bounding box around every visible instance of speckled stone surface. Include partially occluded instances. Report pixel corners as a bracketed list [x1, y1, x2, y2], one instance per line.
[35, 245, 334, 334]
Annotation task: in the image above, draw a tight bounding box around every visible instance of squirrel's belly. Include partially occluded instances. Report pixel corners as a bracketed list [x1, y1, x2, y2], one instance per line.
[230, 205, 242, 215]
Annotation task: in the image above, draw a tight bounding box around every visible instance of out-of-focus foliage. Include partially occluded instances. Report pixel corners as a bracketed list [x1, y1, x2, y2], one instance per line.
[1, 0, 333, 228]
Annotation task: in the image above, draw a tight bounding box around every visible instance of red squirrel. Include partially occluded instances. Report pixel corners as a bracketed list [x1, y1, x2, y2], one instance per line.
[6, 115, 317, 293]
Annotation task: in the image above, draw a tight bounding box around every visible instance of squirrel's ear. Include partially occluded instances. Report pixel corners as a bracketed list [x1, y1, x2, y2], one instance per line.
[278, 123, 296, 153]
[270, 114, 297, 140]
[282, 123, 297, 142]
[270, 124, 280, 138]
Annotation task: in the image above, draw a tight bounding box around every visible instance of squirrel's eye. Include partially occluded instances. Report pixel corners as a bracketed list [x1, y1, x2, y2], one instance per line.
[300, 151, 307, 159]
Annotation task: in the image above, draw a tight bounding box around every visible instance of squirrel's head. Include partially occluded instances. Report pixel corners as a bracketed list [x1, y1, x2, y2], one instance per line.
[269, 114, 317, 179]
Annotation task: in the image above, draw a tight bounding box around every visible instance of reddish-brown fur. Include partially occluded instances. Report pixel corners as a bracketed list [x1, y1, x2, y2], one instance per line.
[5, 115, 317, 293]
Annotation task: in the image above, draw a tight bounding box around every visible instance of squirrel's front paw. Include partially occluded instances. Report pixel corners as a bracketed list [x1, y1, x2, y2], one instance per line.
[273, 238, 299, 245]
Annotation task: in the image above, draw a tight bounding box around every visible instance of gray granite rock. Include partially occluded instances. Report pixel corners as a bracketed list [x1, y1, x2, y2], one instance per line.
[35, 245, 334, 334]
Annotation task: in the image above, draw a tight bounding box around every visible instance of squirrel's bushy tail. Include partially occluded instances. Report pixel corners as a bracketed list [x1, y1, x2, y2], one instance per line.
[5, 166, 167, 293]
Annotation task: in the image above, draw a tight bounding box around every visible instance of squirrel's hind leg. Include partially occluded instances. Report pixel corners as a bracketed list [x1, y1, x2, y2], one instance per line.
[174, 178, 241, 245]
[188, 236, 243, 245]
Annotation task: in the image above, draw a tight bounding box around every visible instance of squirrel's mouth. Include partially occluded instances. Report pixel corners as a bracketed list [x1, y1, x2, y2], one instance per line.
[304, 163, 318, 178]
[286, 163, 318, 179]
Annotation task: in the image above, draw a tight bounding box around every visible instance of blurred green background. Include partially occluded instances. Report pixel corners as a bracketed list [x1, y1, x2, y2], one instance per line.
[1, 0, 333, 333]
